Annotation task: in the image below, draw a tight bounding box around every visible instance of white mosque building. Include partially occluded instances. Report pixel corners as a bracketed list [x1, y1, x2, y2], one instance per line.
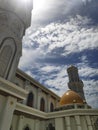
[0, 0, 98, 130]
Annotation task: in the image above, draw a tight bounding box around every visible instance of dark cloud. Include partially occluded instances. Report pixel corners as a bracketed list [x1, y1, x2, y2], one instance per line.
[32, 0, 98, 26]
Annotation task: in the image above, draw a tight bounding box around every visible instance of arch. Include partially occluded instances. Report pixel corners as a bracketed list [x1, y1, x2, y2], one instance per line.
[94, 118, 98, 130]
[47, 123, 55, 130]
[27, 92, 34, 107]
[10, 126, 12, 130]
[24, 126, 30, 130]
[50, 102, 54, 112]
[0, 37, 16, 79]
[40, 98, 45, 112]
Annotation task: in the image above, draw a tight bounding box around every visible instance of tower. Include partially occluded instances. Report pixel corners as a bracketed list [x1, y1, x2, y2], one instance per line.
[67, 65, 85, 100]
[0, 0, 33, 82]
[0, 1, 33, 130]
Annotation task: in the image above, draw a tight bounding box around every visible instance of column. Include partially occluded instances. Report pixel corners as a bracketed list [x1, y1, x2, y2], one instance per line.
[17, 116, 24, 130]
[75, 116, 82, 130]
[47, 94, 51, 112]
[37, 88, 42, 110]
[55, 118, 64, 130]
[85, 116, 93, 130]
[35, 120, 40, 130]
[0, 96, 17, 130]
[65, 117, 71, 130]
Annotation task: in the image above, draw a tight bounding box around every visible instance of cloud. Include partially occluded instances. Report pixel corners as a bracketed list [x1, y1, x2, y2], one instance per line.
[31, 0, 98, 26]
[79, 65, 98, 78]
[20, 15, 98, 64]
[83, 80, 98, 108]
[19, 1, 98, 108]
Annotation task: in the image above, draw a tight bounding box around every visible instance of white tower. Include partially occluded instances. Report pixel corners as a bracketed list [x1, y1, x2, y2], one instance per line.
[0, 0, 33, 82]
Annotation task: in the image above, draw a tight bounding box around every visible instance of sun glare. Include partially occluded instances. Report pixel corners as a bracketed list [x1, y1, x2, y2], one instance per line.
[20, 0, 27, 4]
[33, 0, 46, 10]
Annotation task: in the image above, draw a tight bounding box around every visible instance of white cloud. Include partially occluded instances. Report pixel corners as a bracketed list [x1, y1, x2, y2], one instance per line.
[79, 66, 98, 78]
[83, 80, 98, 108]
[25, 15, 98, 58]
[31, 0, 84, 26]
[19, 14, 98, 108]
[19, 48, 41, 69]
[40, 65, 60, 73]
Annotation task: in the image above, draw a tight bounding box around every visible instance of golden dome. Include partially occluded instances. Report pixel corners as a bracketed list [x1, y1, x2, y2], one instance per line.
[59, 90, 84, 106]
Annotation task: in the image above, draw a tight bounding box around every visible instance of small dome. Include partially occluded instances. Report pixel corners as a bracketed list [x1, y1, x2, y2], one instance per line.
[59, 90, 84, 106]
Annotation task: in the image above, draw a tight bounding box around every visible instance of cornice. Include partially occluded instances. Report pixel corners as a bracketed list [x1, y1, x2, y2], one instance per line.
[0, 77, 28, 100]
[15, 103, 98, 119]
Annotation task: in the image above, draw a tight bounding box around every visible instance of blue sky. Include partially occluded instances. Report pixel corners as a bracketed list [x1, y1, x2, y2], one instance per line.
[19, 0, 98, 108]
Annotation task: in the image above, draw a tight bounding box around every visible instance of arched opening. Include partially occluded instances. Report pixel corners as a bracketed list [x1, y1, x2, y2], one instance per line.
[0, 38, 16, 79]
[46, 123, 55, 130]
[27, 92, 34, 107]
[50, 102, 54, 112]
[40, 98, 45, 112]
[94, 118, 98, 130]
[24, 126, 30, 130]
[10, 126, 12, 130]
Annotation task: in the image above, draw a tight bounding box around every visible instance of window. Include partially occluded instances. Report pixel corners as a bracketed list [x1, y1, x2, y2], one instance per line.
[94, 118, 98, 130]
[10, 126, 12, 130]
[24, 126, 30, 130]
[27, 92, 34, 107]
[50, 103, 54, 112]
[40, 98, 45, 112]
[47, 123, 55, 130]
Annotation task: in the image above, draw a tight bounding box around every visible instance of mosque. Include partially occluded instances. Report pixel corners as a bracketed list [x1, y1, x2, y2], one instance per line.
[0, 0, 98, 130]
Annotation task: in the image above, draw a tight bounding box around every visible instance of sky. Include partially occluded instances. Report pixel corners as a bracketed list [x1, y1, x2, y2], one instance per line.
[19, 0, 98, 108]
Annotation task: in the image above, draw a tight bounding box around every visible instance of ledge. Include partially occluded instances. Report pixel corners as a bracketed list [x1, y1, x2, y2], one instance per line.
[0, 77, 28, 100]
[47, 109, 98, 119]
[16, 69, 60, 101]
[16, 103, 47, 119]
[15, 103, 98, 119]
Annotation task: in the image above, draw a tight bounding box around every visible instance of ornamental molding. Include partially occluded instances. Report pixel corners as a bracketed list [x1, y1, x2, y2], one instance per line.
[0, 8, 25, 38]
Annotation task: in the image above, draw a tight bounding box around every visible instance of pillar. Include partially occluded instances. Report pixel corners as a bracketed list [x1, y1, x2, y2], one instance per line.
[65, 117, 71, 130]
[85, 116, 93, 130]
[47, 94, 51, 112]
[55, 118, 64, 130]
[0, 96, 17, 130]
[75, 116, 82, 130]
[17, 116, 24, 130]
[35, 120, 40, 130]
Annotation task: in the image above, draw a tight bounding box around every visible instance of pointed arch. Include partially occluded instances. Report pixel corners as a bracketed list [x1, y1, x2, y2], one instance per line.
[50, 102, 54, 112]
[27, 92, 34, 107]
[24, 126, 30, 130]
[94, 118, 98, 130]
[48, 123, 55, 130]
[0, 37, 16, 79]
[40, 98, 45, 112]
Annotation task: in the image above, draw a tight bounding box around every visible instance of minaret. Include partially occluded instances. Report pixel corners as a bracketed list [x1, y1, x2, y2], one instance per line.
[0, 0, 33, 82]
[67, 65, 85, 100]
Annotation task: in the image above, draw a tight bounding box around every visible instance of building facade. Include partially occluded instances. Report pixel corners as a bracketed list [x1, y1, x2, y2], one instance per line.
[0, 1, 98, 130]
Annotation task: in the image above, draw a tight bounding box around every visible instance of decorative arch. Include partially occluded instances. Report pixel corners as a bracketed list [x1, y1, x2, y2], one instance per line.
[0, 37, 16, 79]
[47, 123, 55, 130]
[24, 126, 30, 130]
[50, 102, 54, 112]
[40, 98, 45, 112]
[10, 126, 12, 130]
[94, 118, 98, 130]
[27, 92, 34, 107]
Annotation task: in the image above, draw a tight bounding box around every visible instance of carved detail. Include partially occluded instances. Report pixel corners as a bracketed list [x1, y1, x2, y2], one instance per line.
[94, 118, 98, 130]
[0, 38, 16, 79]
[0, 46, 12, 77]
[0, 8, 25, 38]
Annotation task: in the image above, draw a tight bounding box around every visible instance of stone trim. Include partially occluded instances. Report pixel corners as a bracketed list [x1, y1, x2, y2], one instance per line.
[0, 77, 28, 100]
